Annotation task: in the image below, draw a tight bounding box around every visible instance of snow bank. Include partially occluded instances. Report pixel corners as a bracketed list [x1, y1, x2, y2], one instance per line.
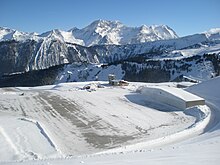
[184, 106, 209, 123]
[187, 76, 220, 131]
[19, 118, 62, 154]
[187, 76, 220, 101]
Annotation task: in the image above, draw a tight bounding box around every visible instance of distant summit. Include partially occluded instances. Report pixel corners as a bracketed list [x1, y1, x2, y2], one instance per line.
[0, 27, 39, 41]
[70, 20, 179, 46]
[0, 20, 179, 46]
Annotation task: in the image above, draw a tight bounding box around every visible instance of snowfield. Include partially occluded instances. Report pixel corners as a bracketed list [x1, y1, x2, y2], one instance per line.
[0, 78, 220, 164]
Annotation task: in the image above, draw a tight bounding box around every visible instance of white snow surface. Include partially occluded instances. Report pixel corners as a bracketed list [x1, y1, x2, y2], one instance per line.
[1, 77, 220, 164]
[0, 117, 60, 161]
[55, 63, 125, 83]
[170, 43, 220, 57]
[39, 29, 84, 46]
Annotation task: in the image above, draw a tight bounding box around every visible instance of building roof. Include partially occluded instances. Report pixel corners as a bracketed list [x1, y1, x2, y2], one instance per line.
[146, 86, 204, 102]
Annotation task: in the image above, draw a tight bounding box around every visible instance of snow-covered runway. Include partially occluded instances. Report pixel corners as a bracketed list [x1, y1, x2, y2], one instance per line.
[0, 79, 219, 164]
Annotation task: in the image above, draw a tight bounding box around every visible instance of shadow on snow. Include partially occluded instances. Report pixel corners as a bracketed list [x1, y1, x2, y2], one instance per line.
[125, 93, 181, 112]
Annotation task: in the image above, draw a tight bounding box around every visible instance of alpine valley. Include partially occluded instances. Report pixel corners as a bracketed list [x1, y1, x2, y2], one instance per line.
[0, 20, 219, 87]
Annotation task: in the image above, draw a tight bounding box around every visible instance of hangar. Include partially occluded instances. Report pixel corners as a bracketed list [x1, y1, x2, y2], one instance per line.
[140, 86, 205, 110]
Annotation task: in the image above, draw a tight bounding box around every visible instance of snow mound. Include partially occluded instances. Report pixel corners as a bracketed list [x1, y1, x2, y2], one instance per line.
[187, 76, 220, 99]
[82, 82, 104, 92]
[184, 105, 210, 123]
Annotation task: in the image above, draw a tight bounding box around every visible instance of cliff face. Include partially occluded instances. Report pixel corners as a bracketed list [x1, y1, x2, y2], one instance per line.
[0, 40, 99, 76]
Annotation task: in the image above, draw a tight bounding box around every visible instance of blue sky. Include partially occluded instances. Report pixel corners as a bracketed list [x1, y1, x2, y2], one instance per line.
[1, 0, 219, 36]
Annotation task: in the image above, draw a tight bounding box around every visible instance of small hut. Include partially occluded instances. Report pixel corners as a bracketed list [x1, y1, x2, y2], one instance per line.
[108, 74, 129, 86]
[108, 74, 116, 85]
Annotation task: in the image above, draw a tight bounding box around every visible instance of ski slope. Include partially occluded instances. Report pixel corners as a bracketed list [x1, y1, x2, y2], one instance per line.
[0, 78, 219, 164]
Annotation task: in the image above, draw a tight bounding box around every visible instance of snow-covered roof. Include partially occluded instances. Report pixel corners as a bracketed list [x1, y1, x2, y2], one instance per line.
[147, 86, 204, 102]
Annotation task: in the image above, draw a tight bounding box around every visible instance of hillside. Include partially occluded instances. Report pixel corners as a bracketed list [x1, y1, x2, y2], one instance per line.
[0, 22, 219, 86]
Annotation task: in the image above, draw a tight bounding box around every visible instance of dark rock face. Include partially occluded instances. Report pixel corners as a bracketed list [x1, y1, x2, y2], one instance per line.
[0, 40, 30, 75]
[0, 65, 64, 87]
[66, 43, 99, 64]
[0, 40, 99, 76]
[0, 34, 219, 87]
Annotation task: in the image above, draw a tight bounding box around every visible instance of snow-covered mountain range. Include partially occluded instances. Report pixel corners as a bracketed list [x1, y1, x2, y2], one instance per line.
[69, 20, 179, 46]
[0, 20, 178, 46]
[0, 20, 220, 86]
[0, 27, 40, 41]
[1, 20, 220, 47]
